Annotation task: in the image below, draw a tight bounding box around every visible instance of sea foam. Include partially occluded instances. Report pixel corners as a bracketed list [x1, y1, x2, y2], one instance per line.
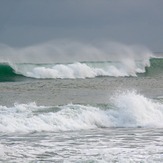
[0, 91, 163, 133]
[12, 60, 149, 79]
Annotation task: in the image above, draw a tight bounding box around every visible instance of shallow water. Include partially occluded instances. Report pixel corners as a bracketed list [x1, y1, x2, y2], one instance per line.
[1, 128, 163, 163]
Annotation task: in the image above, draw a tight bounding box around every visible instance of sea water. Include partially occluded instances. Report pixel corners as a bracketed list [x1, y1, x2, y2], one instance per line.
[0, 55, 163, 162]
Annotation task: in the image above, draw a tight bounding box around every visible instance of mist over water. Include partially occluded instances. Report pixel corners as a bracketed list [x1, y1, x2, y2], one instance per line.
[0, 40, 155, 79]
[0, 40, 153, 63]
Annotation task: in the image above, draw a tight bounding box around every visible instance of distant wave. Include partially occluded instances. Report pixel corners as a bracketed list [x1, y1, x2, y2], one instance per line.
[0, 63, 24, 81]
[0, 58, 163, 81]
[0, 91, 163, 133]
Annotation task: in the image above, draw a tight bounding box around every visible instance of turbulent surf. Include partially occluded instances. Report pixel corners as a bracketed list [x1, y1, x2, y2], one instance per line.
[0, 44, 163, 162]
[0, 91, 163, 133]
[0, 57, 163, 81]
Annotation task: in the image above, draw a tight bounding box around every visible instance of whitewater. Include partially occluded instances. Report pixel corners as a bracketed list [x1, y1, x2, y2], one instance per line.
[0, 91, 163, 133]
[1, 91, 163, 162]
[5, 60, 148, 79]
[0, 57, 162, 81]
[0, 42, 163, 162]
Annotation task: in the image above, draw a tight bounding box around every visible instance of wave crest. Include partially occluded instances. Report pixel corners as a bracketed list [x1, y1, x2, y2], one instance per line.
[0, 91, 163, 133]
[0, 58, 162, 80]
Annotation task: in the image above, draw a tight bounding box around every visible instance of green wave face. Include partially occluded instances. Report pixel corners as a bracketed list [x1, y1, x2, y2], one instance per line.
[0, 63, 24, 82]
[143, 58, 163, 77]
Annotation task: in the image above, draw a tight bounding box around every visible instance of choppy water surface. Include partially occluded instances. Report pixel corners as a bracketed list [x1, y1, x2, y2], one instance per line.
[1, 128, 163, 163]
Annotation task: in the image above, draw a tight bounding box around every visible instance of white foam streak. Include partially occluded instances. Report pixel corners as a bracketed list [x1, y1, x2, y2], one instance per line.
[0, 91, 163, 133]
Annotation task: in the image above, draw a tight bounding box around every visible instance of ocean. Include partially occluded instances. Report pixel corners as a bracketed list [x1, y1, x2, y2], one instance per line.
[0, 54, 163, 162]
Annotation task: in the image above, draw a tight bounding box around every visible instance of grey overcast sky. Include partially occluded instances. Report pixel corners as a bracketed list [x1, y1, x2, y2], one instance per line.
[0, 0, 162, 51]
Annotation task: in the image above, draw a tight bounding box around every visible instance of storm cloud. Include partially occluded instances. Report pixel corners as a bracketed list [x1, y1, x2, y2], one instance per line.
[0, 0, 162, 51]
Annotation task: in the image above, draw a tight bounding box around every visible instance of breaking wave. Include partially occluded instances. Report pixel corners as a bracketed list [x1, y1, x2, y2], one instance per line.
[0, 91, 163, 133]
[0, 58, 162, 81]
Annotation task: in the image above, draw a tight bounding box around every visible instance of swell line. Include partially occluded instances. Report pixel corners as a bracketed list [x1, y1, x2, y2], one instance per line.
[0, 58, 163, 81]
